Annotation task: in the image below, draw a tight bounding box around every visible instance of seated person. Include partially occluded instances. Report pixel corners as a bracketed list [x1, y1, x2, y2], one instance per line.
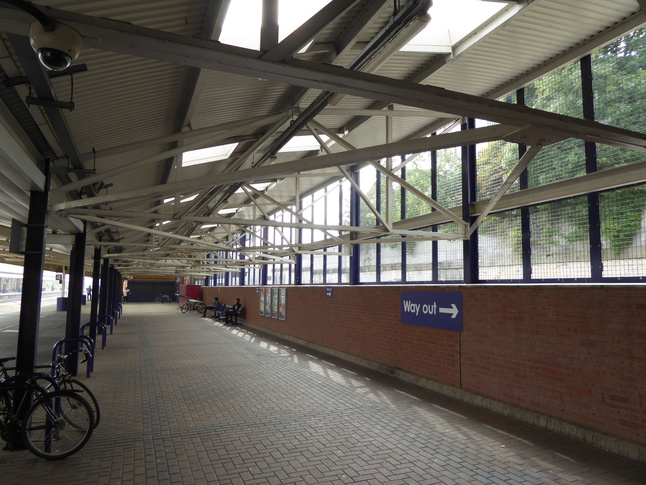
[224, 298, 243, 325]
[203, 297, 226, 318]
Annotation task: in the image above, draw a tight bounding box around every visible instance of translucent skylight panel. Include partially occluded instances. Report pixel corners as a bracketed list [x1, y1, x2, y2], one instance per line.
[402, 0, 506, 52]
[182, 143, 238, 167]
[235, 182, 273, 194]
[278, 0, 330, 42]
[279, 134, 329, 153]
[220, 0, 330, 50]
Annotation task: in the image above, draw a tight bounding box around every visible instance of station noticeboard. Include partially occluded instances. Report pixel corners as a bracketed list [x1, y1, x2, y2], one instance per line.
[400, 291, 463, 331]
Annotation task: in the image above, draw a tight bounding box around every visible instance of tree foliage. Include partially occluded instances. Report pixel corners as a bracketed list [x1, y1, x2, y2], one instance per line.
[352, 27, 645, 271]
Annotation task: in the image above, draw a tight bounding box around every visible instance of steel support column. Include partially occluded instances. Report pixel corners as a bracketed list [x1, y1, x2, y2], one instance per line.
[375, 169, 382, 283]
[12, 163, 50, 449]
[431, 145, 439, 283]
[65, 229, 86, 376]
[581, 55, 603, 281]
[517, 89, 533, 282]
[98, 258, 110, 326]
[462, 119, 478, 284]
[349, 168, 361, 285]
[261, 227, 269, 286]
[294, 177, 302, 285]
[16, 163, 50, 373]
[400, 161, 407, 281]
[89, 246, 101, 341]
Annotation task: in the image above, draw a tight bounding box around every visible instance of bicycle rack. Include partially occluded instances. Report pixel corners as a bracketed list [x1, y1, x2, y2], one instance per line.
[51, 336, 95, 378]
[98, 313, 115, 334]
[111, 306, 120, 324]
[81, 321, 107, 350]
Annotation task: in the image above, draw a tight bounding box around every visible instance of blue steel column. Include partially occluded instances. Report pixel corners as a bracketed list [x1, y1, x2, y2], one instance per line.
[581, 55, 603, 281]
[112, 267, 121, 308]
[349, 168, 361, 285]
[205, 253, 212, 287]
[462, 118, 478, 284]
[517, 88, 532, 281]
[375, 170, 382, 283]
[98, 258, 110, 326]
[400, 162, 407, 282]
[294, 246, 302, 285]
[431, 145, 439, 282]
[338, 181, 344, 283]
[16, 163, 51, 374]
[89, 246, 101, 341]
[11, 163, 50, 448]
[261, 227, 269, 286]
[110, 267, 117, 308]
[65, 229, 87, 376]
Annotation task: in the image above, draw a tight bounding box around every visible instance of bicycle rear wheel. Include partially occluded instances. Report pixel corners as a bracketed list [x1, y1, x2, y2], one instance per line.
[23, 390, 94, 460]
[60, 379, 101, 428]
[194, 302, 205, 313]
[0, 388, 11, 421]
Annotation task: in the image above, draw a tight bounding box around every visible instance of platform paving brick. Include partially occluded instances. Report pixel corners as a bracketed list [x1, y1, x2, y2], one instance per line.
[2, 302, 646, 484]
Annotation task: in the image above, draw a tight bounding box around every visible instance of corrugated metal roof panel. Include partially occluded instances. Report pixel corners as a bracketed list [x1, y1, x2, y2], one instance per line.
[191, 71, 291, 129]
[39, 0, 210, 34]
[51, 53, 192, 152]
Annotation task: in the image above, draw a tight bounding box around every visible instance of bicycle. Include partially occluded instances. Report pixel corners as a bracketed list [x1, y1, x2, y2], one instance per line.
[180, 299, 205, 314]
[2, 353, 100, 430]
[35, 351, 101, 429]
[0, 372, 94, 460]
[155, 294, 173, 303]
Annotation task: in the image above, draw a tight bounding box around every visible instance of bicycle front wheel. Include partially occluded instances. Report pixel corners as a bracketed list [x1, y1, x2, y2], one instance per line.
[24, 390, 94, 460]
[181, 302, 189, 314]
[155, 295, 162, 303]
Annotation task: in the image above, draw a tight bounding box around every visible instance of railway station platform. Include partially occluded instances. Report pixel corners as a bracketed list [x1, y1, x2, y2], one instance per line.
[2, 303, 646, 484]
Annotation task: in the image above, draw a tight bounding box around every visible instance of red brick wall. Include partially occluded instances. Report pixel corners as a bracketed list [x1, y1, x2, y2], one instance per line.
[203, 285, 646, 445]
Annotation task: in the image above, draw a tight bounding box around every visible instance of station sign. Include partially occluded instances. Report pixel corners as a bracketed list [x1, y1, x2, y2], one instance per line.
[400, 291, 463, 331]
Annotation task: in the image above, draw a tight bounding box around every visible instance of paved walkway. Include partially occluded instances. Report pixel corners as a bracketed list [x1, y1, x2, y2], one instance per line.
[2, 303, 646, 484]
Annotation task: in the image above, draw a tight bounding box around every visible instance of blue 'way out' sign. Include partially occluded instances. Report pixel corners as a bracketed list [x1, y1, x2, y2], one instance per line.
[400, 291, 463, 331]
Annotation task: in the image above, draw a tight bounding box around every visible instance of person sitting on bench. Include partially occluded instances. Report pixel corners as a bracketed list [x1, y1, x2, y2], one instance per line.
[203, 297, 226, 318]
[224, 298, 243, 325]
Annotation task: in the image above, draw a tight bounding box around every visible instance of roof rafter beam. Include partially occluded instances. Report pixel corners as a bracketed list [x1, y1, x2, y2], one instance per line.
[467, 145, 542, 237]
[51, 113, 282, 196]
[241, 183, 343, 242]
[57, 111, 286, 165]
[70, 214, 230, 250]
[0, 120, 45, 191]
[51, 124, 518, 211]
[368, 160, 467, 230]
[261, 0, 361, 62]
[60, 207, 393, 236]
[339, 165, 391, 230]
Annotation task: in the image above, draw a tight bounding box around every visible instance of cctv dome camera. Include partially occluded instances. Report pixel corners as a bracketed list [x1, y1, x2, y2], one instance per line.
[29, 21, 81, 71]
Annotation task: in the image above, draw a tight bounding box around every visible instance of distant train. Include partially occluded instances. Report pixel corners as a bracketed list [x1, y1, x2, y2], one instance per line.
[0, 266, 64, 302]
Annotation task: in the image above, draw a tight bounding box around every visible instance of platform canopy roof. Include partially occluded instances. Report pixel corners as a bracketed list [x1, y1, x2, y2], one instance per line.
[0, 0, 645, 277]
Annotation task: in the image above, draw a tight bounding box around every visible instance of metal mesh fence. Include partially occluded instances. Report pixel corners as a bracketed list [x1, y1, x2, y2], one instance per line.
[530, 198, 591, 280]
[478, 210, 523, 281]
[600, 186, 646, 278]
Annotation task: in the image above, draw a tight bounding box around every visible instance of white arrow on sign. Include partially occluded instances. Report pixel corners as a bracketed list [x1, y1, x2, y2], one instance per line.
[439, 304, 459, 319]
